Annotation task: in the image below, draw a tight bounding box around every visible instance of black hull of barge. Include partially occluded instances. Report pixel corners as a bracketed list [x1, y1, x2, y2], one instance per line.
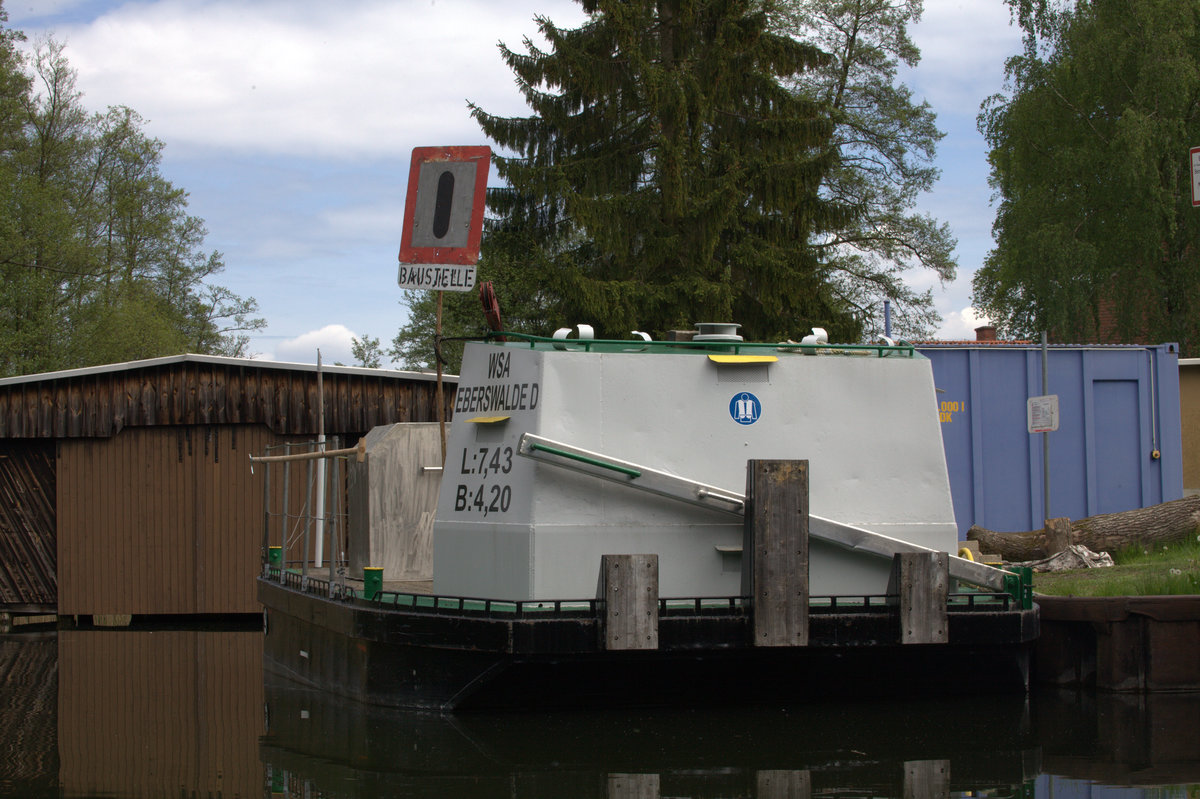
[259, 577, 1038, 711]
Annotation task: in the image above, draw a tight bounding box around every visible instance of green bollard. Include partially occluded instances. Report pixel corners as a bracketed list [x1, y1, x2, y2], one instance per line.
[1020, 566, 1034, 610]
[363, 567, 383, 601]
[1003, 572, 1021, 608]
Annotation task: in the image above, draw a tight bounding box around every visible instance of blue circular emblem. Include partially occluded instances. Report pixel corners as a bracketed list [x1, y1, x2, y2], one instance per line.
[729, 392, 761, 425]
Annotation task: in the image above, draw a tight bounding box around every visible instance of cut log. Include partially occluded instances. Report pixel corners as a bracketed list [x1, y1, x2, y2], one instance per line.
[967, 495, 1200, 561]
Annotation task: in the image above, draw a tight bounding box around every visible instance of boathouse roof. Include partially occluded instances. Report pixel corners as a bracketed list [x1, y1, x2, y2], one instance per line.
[0, 353, 455, 439]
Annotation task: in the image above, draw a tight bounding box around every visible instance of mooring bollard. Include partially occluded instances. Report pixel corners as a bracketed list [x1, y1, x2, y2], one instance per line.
[363, 567, 383, 601]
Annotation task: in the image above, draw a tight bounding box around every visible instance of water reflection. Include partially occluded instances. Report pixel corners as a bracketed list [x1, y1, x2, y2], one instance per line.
[57, 627, 263, 797]
[1036, 690, 1200, 786]
[0, 633, 57, 797]
[262, 676, 1038, 798]
[1, 628, 1197, 799]
[1, 626, 264, 798]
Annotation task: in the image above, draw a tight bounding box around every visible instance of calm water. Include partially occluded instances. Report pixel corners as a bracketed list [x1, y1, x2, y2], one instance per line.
[2, 627, 1198, 799]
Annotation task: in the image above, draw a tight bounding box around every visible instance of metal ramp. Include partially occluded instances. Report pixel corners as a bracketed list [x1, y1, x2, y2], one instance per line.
[517, 433, 1016, 593]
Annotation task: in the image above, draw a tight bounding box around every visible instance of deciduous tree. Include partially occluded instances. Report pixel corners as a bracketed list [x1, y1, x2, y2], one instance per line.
[0, 20, 264, 376]
[973, 0, 1200, 352]
[350, 334, 384, 369]
[773, 0, 956, 340]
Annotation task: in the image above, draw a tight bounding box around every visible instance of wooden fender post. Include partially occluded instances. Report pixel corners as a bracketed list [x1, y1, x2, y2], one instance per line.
[890, 552, 949, 644]
[743, 460, 809, 647]
[601, 554, 659, 651]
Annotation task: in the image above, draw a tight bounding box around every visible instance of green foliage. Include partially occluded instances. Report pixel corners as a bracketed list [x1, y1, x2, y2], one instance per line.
[1034, 536, 1200, 596]
[0, 19, 264, 377]
[350, 335, 383, 368]
[974, 0, 1200, 352]
[1110, 535, 1200, 567]
[464, 0, 858, 343]
[773, 0, 956, 341]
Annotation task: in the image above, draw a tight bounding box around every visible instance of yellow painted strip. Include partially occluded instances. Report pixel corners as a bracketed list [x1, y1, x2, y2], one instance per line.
[465, 415, 511, 424]
[707, 354, 778, 364]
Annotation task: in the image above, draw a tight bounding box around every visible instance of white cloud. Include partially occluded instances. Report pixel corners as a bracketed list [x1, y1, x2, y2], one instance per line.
[904, 0, 1023, 110]
[936, 307, 992, 341]
[12, 0, 1019, 357]
[321, 201, 407, 241]
[32, 0, 588, 159]
[273, 323, 360, 365]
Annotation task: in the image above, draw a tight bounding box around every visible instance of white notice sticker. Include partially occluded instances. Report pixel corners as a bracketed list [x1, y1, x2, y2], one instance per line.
[1027, 394, 1060, 433]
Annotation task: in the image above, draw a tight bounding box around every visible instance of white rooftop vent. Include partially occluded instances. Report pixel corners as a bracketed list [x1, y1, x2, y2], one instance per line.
[693, 322, 743, 342]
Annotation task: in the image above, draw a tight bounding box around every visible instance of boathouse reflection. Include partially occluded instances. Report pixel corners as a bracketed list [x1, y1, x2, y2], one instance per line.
[3, 628, 1199, 798]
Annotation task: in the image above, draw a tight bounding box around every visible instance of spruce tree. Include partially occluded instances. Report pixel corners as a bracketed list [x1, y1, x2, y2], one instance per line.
[470, 0, 857, 342]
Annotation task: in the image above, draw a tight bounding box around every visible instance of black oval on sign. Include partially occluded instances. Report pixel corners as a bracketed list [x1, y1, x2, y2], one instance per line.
[433, 171, 454, 239]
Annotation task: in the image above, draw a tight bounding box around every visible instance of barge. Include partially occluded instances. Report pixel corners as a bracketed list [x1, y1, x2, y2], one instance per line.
[258, 326, 1038, 710]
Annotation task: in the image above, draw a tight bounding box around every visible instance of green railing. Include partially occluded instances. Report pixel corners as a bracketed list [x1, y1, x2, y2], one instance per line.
[266, 569, 1020, 617]
[490, 331, 918, 358]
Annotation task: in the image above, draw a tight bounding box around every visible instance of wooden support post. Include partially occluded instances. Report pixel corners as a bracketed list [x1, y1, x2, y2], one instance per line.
[601, 554, 659, 650]
[890, 552, 949, 644]
[903, 760, 950, 799]
[742, 460, 809, 647]
[607, 773, 660, 799]
[757, 770, 811, 799]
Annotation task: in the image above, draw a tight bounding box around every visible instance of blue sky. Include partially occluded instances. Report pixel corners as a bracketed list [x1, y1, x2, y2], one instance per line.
[8, 0, 1023, 365]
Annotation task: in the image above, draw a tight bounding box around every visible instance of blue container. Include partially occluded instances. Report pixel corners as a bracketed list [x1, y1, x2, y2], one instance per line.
[916, 343, 1183, 539]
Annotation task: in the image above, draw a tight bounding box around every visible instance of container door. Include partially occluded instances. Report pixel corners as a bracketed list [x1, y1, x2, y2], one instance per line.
[1091, 379, 1142, 515]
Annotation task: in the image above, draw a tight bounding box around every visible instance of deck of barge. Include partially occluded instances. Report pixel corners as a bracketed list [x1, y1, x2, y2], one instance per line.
[258, 568, 1038, 711]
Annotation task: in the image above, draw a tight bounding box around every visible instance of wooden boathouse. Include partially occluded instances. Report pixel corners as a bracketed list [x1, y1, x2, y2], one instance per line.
[0, 354, 453, 619]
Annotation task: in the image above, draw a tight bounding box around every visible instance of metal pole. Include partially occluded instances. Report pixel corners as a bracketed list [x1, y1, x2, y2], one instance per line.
[315, 351, 326, 568]
[261, 457, 271, 565]
[436, 290, 447, 465]
[303, 444, 313, 581]
[282, 454, 291, 577]
[1042, 331, 1050, 521]
[248, 440, 365, 463]
[328, 447, 338, 596]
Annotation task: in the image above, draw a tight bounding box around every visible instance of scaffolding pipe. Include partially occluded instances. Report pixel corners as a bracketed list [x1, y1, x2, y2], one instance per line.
[315, 351, 327, 568]
[261, 460, 271, 563]
[303, 449, 313, 579]
[282, 456, 291, 569]
[249, 440, 365, 463]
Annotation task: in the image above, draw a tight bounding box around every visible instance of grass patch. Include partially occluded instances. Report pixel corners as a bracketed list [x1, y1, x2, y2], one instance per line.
[1033, 537, 1200, 597]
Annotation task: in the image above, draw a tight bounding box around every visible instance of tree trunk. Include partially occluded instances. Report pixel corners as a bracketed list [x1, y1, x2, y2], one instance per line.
[967, 495, 1200, 561]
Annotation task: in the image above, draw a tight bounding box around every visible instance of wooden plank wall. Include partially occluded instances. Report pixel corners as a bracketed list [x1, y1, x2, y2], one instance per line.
[0, 441, 57, 607]
[58, 629, 263, 798]
[0, 358, 453, 614]
[57, 424, 305, 615]
[0, 360, 451, 439]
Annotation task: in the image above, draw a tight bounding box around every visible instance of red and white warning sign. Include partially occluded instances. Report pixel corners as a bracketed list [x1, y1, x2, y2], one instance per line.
[397, 145, 491, 291]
